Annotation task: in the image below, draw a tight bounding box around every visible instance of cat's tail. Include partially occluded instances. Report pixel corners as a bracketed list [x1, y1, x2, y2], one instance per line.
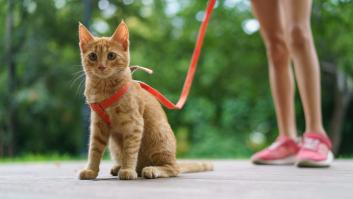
[178, 161, 213, 173]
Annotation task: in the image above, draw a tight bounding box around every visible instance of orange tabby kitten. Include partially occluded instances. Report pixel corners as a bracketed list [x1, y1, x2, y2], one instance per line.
[78, 21, 213, 180]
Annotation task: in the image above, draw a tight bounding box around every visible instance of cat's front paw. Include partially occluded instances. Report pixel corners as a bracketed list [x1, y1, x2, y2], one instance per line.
[110, 165, 121, 176]
[142, 166, 160, 179]
[79, 169, 98, 180]
[118, 169, 137, 180]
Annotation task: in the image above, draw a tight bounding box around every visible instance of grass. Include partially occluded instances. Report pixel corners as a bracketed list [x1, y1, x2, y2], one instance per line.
[1, 153, 352, 163]
[0, 153, 80, 163]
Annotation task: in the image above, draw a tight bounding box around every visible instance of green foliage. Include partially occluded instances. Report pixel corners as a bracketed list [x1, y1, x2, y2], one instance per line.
[0, 153, 76, 163]
[0, 0, 352, 159]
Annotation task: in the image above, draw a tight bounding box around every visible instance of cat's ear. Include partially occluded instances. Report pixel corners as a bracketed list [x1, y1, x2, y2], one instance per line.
[78, 22, 94, 48]
[111, 20, 129, 51]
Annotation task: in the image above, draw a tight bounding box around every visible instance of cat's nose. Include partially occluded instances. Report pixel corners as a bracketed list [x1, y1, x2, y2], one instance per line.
[98, 65, 106, 71]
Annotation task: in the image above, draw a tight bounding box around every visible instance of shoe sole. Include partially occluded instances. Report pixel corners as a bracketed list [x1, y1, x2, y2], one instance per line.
[296, 151, 334, 168]
[252, 155, 296, 165]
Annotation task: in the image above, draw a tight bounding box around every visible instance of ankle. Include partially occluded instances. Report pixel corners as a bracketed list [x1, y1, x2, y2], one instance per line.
[279, 132, 297, 140]
[304, 128, 326, 136]
[305, 123, 326, 134]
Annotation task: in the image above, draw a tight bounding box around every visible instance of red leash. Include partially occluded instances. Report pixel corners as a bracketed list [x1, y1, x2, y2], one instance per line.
[89, 0, 216, 126]
[139, 0, 216, 109]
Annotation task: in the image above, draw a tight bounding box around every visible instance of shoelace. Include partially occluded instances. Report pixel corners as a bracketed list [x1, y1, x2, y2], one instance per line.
[302, 137, 320, 151]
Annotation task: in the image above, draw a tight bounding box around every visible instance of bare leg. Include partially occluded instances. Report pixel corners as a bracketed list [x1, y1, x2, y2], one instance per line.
[282, 0, 326, 134]
[251, 0, 297, 138]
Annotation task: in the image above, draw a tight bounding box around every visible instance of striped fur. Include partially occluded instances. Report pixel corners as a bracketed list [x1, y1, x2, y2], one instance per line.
[78, 21, 213, 180]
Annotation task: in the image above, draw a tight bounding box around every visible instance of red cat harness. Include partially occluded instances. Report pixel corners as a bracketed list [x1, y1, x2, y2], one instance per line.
[89, 0, 216, 127]
[89, 83, 132, 127]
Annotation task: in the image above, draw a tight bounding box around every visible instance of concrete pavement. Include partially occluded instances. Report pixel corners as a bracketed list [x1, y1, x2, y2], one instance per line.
[0, 160, 352, 199]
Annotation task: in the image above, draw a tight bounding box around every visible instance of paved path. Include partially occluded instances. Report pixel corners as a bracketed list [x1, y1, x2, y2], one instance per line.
[0, 160, 352, 199]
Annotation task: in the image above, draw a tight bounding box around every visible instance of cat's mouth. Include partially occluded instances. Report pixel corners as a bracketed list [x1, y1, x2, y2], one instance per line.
[92, 70, 113, 78]
[90, 68, 125, 79]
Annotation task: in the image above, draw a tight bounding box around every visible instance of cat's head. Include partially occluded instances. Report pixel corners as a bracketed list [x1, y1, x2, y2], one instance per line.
[79, 20, 130, 79]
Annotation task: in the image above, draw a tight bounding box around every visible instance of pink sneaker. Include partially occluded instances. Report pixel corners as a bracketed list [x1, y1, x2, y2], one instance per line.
[296, 133, 334, 167]
[251, 136, 300, 165]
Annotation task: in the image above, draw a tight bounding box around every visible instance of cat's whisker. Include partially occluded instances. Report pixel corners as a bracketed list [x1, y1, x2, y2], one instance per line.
[72, 69, 95, 96]
[76, 78, 86, 96]
[70, 73, 86, 88]
[71, 71, 85, 79]
[72, 70, 85, 75]
[71, 71, 86, 81]
[70, 71, 92, 96]
[71, 64, 84, 68]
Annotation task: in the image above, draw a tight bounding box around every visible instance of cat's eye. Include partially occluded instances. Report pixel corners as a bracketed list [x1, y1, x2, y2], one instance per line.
[107, 52, 117, 60]
[88, 52, 97, 61]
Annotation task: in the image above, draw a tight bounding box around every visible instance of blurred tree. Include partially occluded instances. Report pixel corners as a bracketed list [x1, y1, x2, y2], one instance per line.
[0, 0, 351, 158]
[2, 0, 16, 156]
[313, 0, 353, 154]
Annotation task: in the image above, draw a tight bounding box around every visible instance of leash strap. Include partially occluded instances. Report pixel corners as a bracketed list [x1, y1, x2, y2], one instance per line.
[89, 0, 216, 127]
[140, 0, 216, 110]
